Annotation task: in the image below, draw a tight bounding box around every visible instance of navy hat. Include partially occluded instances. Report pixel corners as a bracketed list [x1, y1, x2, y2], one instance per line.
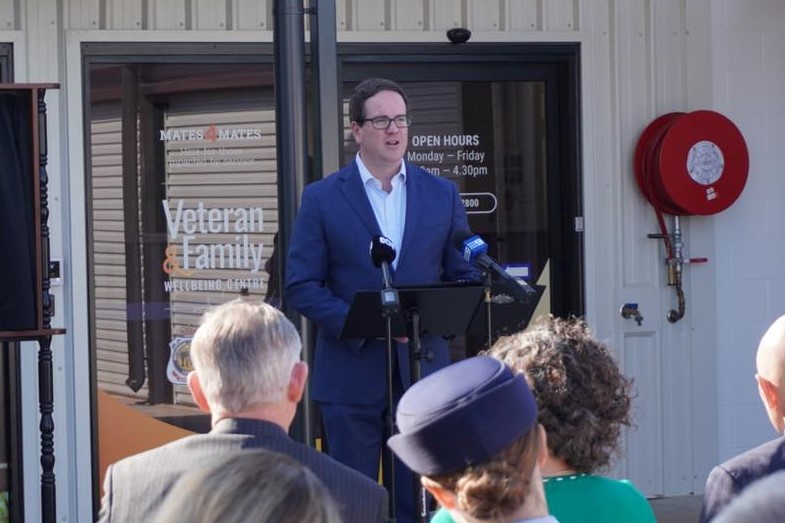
[388, 356, 538, 476]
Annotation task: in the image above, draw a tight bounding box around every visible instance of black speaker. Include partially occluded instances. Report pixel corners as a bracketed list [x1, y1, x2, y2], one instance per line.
[0, 89, 37, 331]
[0, 84, 63, 338]
[0, 83, 64, 523]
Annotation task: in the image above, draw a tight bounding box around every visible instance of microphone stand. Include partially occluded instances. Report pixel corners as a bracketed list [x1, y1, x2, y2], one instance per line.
[483, 270, 493, 350]
[380, 280, 399, 523]
[406, 309, 433, 523]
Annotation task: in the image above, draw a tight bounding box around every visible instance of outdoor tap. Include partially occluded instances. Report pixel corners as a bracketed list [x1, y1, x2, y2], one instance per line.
[620, 303, 643, 326]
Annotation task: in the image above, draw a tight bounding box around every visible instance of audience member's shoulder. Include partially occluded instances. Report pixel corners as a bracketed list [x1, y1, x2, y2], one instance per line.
[614, 478, 655, 505]
[569, 474, 649, 502]
[714, 469, 785, 523]
[755, 434, 784, 455]
[596, 477, 655, 521]
[719, 436, 785, 475]
[603, 476, 648, 494]
[309, 445, 385, 492]
[108, 434, 200, 474]
[544, 475, 655, 523]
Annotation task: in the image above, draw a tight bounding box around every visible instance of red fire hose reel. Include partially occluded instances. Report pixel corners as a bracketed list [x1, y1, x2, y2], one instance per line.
[634, 110, 749, 216]
[632, 110, 749, 323]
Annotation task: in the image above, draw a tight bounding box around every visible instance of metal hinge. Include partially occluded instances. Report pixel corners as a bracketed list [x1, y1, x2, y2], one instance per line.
[575, 216, 584, 232]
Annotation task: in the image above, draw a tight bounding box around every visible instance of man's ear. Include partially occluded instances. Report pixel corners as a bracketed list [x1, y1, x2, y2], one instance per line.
[756, 374, 785, 433]
[757, 374, 780, 412]
[187, 372, 211, 413]
[287, 362, 309, 403]
[350, 121, 363, 145]
[420, 476, 457, 511]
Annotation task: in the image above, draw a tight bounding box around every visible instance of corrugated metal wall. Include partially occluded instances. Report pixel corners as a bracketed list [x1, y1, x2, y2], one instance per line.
[90, 102, 151, 399]
[1, 1, 587, 33]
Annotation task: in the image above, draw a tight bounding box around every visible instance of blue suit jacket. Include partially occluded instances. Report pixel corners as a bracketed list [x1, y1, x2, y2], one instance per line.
[285, 161, 479, 405]
[699, 436, 785, 522]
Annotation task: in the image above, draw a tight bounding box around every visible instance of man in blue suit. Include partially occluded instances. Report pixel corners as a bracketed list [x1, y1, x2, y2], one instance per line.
[700, 314, 785, 522]
[285, 78, 479, 523]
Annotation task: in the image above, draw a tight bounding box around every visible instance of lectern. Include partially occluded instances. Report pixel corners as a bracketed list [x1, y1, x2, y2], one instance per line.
[0, 84, 65, 523]
[342, 281, 486, 522]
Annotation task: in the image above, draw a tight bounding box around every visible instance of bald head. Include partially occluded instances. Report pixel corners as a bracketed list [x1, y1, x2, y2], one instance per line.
[756, 315, 785, 386]
[756, 315, 785, 434]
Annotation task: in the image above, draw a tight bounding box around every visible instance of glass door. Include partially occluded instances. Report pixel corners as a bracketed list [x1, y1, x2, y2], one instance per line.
[82, 43, 281, 516]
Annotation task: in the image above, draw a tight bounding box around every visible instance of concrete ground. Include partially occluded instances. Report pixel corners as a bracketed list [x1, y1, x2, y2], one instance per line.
[650, 495, 702, 523]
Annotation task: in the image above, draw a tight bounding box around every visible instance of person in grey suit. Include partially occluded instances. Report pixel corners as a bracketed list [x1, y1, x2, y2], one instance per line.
[153, 449, 343, 523]
[98, 299, 388, 523]
[700, 314, 785, 522]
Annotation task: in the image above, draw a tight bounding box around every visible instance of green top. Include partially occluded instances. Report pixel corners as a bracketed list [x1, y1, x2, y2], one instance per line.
[429, 474, 656, 523]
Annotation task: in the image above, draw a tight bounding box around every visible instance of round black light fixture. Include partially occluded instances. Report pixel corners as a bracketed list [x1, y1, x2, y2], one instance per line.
[446, 28, 471, 44]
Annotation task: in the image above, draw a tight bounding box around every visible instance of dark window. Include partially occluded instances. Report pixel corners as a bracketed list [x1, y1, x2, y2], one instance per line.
[1, 42, 24, 523]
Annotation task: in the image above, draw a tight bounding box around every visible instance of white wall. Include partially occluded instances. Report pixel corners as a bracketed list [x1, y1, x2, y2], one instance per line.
[712, 0, 785, 463]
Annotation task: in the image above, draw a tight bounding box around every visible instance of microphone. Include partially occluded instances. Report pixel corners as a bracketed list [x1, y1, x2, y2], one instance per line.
[370, 235, 396, 290]
[370, 235, 399, 313]
[452, 231, 536, 300]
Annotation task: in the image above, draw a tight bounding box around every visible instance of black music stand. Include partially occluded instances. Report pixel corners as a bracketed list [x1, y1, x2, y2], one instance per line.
[341, 281, 485, 523]
[393, 282, 485, 382]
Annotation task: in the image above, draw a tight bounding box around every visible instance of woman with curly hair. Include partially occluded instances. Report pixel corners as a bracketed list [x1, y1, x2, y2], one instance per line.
[431, 316, 655, 523]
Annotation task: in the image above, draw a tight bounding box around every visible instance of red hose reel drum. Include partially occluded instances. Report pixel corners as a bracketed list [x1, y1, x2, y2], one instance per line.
[634, 110, 749, 216]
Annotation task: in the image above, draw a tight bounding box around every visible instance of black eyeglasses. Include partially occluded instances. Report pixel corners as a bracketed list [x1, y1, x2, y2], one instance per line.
[358, 114, 411, 130]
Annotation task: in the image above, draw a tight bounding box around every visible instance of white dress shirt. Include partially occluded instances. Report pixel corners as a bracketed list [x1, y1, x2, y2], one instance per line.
[356, 153, 407, 269]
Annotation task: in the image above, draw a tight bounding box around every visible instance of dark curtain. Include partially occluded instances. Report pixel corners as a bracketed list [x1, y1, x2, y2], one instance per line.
[0, 92, 37, 331]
